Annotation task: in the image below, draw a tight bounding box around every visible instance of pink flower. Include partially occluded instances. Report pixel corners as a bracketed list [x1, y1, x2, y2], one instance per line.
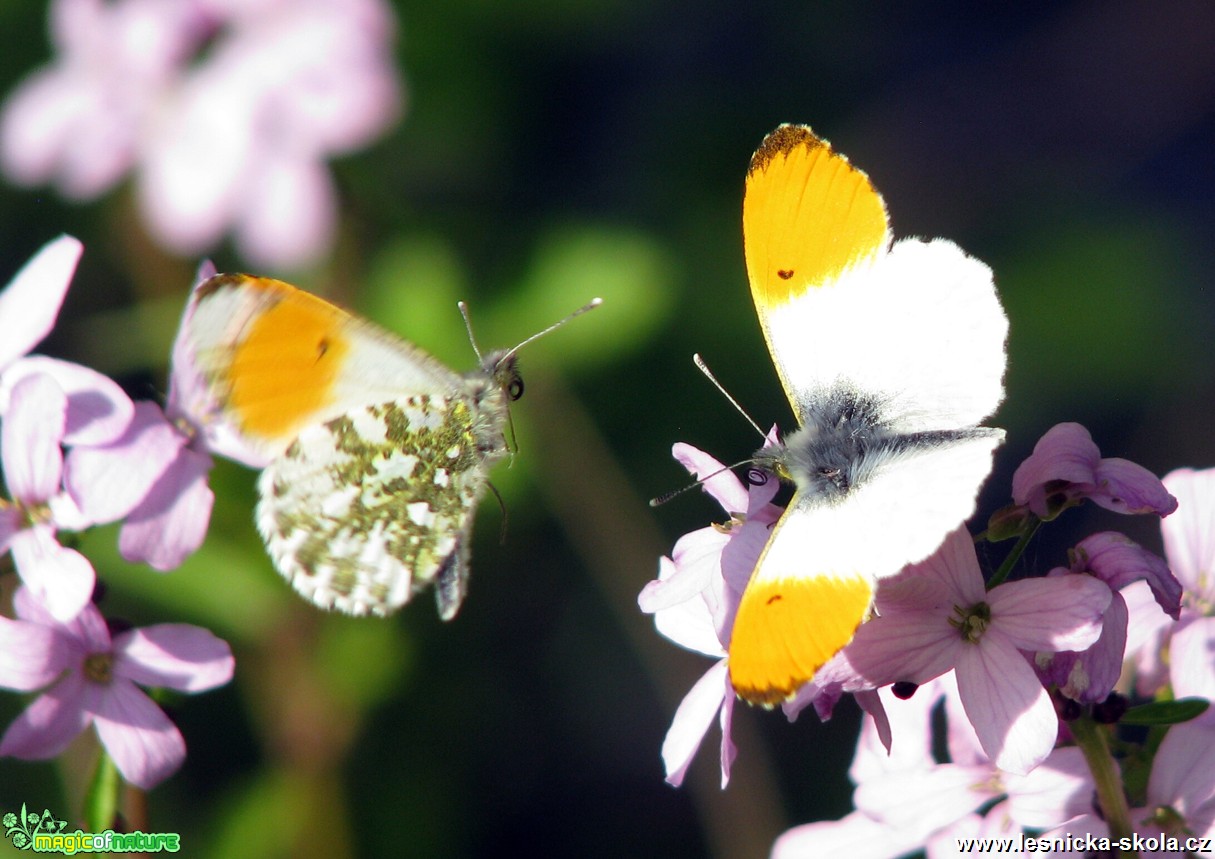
[2, 0, 402, 269]
[1157, 468, 1215, 718]
[638, 440, 781, 787]
[840, 527, 1111, 774]
[0, 588, 233, 789]
[0, 235, 134, 447]
[0, 373, 101, 620]
[1128, 467, 1215, 701]
[1034, 532, 1179, 704]
[774, 678, 1094, 858]
[1011, 422, 1178, 520]
[67, 262, 229, 570]
[0, 0, 209, 199]
[0, 234, 82, 372]
[1046, 721, 1215, 852]
[1160, 468, 1215, 605]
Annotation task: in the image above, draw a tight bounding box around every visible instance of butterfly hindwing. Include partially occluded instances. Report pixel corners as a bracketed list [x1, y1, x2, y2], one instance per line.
[255, 394, 502, 617]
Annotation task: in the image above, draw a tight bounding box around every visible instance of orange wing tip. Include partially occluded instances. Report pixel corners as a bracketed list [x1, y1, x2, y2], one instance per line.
[208, 278, 353, 441]
[728, 572, 874, 706]
[747, 124, 825, 177]
[743, 124, 889, 308]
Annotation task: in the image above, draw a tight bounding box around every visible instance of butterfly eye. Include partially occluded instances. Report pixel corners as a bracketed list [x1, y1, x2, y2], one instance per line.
[508, 378, 524, 401]
[745, 468, 770, 486]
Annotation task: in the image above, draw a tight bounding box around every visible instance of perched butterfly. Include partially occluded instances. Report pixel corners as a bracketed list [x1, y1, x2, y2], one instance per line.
[181, 273, 599, 618]
[727, 125, 1008, 705]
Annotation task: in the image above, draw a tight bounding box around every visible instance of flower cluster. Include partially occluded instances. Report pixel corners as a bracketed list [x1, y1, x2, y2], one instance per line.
[0, 236, 234, 791]
[0, 0, 403, 269]
[641, 423, 1213, 856]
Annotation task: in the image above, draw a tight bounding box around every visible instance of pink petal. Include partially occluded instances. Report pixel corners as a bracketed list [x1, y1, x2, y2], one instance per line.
[1169, 618, 1215, 723]
[0, 235, 82, 368]
[1072, 531, 1180, 619]
[719, 500, 781, 599]
[0, 507, 18, 553]
[52, 598, 112, 653]
[672, 442, 749, 514]
[137, 65, 251, 255]
[9, 527, 95, 622]
[0, 615, 73, 690]
[0, 671, 91, 759]
[113, 623, 234, 692]
[1, 356, 134, 446]
[1162, 467, 1215, 600]
[660, 659, 729, 787]
[92, 678, 186, 789]
[1040, 589, 1127, 704]
[235, 152, 335, 269]
[1149, 722, 1215, 812]
[1004, 746, 1093, 829]
[852, 689, 892, 755]
[906, 526, 987, 605]
[854, 763, 992, 831]
[1, 373, 67, 502]
[1011, 423, 1099, 508]
[647, 558, 725, 657]
[773, 810, 926, 859]
[64, 400, 185, 524]
[843, 609, 959, 688]
[848, 685, 938, 783]
[955, 634, 1057, 775]
[718, 689, 736, 788]
[929, 673, 985, 768]
[987, 574, 1111, 652]
[119, 446, 214, 570]
[639, 527, 728, 614]
[1091, 458, 1178, 516]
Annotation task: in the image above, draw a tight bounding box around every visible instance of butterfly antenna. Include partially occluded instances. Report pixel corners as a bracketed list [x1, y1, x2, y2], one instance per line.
[458, 301, 487, 365]
[500, 297, 603, 362]
[693, 353, 766, 440]
[648, 458, 761, 507]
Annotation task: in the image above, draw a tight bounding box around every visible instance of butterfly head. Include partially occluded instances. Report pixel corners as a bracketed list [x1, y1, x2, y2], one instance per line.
[750, 386, 896, 505]
[459, 297, 602, 399]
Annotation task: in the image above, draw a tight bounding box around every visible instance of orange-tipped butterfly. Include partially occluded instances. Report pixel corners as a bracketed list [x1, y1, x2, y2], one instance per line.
[728, 125, 1007, 705]
[182, 274, 598, 618]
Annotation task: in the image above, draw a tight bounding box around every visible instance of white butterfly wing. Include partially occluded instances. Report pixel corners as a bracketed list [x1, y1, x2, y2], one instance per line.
[764, 239, 1007, 433]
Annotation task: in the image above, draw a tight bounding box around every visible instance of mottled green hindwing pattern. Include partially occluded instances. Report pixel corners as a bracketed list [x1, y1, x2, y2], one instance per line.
[256, 394, 507, 617]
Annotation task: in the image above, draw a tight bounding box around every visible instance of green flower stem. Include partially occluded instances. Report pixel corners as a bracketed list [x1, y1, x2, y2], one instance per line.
[1070, 714, 1136, 859]
[84, 748, 120, 833]
[984, 518, 1040, 589]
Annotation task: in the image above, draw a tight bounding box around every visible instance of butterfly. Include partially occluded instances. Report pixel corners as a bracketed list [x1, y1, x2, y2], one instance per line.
[727, 125, 1008, 705]
[181, 273, 598, 618]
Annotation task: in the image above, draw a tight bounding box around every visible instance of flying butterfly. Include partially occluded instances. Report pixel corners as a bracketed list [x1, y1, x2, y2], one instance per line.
[180, 273, 599, 618]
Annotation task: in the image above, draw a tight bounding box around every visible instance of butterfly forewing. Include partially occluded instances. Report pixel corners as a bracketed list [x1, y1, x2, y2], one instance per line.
[186, 274, 464, 461]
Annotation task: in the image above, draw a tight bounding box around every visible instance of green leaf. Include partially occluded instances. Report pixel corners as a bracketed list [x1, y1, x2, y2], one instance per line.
[1120, 697, 1210, 726]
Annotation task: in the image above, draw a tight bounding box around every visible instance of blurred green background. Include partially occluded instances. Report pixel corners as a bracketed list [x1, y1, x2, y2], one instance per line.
[1, 2, 1213, 857]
